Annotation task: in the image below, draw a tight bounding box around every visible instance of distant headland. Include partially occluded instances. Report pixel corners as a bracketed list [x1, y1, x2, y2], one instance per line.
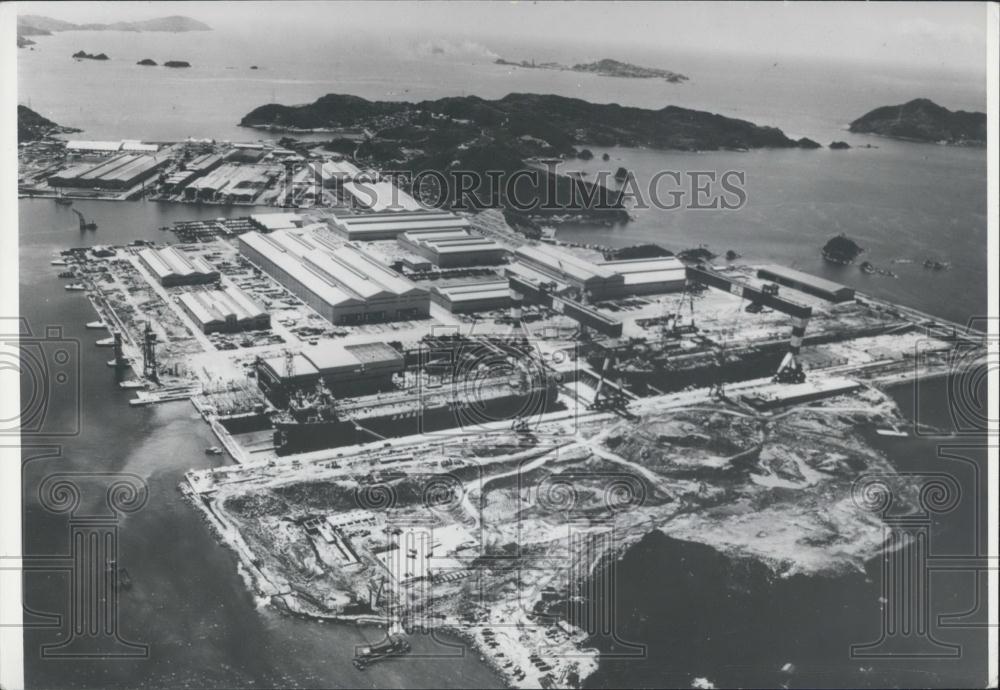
[18, 14, 211, 34]
[849, 98, 985, 146]
[495, 56, 688, 83]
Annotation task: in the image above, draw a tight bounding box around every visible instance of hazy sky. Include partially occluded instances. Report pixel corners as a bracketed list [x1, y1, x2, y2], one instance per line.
[17, 1, 989, 73]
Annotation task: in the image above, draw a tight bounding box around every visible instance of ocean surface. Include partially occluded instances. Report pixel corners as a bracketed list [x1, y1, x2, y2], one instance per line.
[18, 26, 989, 688]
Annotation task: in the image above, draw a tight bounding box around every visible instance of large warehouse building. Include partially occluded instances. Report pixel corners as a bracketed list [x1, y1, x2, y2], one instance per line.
[597, 257, 688, 296]
[50, 153, 170, 190]
[329, 210, 470, 241]
[138, 246, 219, 286]
[257, 341, 404, 400]
[756, 265, 855, 303]
[239, 230, 430, 324]
[511, 245, 686, 300]
[177, 286, 270, 334]
[430, 280, 511, 313]
[342, 180, 423, 212]
[398, 228, 507, 267]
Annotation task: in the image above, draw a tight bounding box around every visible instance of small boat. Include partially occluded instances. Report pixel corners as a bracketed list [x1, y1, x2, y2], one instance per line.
[85, 321, 106, 330]
[55, 198, 73, 205]
[875, 427, 908, 437]
[119, 380, 145, 390]
[64, 283, 86, 292]
[95, 337, 115, 347]
[859, 261, 876, 274]
[107, 357, 132, 367]
[205, 446, 223, 455]
[50, 259, 67, 266]
[58, 271, 75, 279]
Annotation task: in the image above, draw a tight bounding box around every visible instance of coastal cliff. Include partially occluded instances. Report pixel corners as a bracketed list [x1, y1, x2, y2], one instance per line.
[849, 98, 985, 146]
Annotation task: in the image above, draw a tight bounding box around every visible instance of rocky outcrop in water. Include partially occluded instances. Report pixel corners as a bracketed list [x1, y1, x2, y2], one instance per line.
[164, 60, 191, 68]
[137, 58, 157, 66]
[72, 50, 109, 60]
[822, 234, 863, 264]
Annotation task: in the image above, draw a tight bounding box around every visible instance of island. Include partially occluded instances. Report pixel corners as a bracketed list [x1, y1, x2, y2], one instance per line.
[848, 98, 986, 146]
[17, 105, 80, 143]
[796, 137, 821, 149]
[829, 141, 851, 150]
[496, 56, 688, 83]
[164, 60, 192, 68]
[821, 234, 863, 264]
[239, 92, 816, 221]
[18, 14, 211, 34]
[240, 92, 808, 151]
[17, 35, 35, 48]
[137, 58, 158, 66]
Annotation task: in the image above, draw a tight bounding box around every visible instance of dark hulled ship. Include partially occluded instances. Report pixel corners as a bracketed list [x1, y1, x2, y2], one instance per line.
[271, 372, 562, 456]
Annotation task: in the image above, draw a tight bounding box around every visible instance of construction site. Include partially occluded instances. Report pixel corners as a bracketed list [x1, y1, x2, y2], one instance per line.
[51, 203, 983, 689]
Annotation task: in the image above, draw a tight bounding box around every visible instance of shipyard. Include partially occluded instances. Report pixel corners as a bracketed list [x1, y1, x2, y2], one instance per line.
[41, 164, 985, 688]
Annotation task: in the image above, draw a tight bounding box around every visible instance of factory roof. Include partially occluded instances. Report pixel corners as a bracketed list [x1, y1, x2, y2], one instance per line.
[250, 212, 306, 232]
[241, 230, 425, 304]
[505, 262, 570, 293]
[121, 140, 160, 152]
[66, 140, 122, 152]
[402, 228, 505, 255]
[139, 246, 217, 280]
[188, 163, 274, 194]
[343, 180, 424, 212]
[332, 211, 469, 238]
[757, 265, 853, 297]
[318, 159, 361, 180]
[178, 286, 266, 326]
[515, 244, 618, 284]
[433, 281, 511, 302]
[188, 152, 224, 171]
[599, 256, 687, 286]
[239, 232, 360, 308]
[262, 341, 402, 380]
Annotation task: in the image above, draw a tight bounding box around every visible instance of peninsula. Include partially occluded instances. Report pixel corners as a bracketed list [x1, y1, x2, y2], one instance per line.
[17, 105, 80, 142]
[849, 98, 986, 146]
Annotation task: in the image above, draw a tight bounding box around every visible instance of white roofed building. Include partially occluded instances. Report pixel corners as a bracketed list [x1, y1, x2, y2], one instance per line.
[399, 228, 507, 267]
[138, 246, 219, 286]
[342, 180, 424, 212]
[177, 286, 270, 334]
[66, 140, 123, 153]
[238, 229, 430, 325]
[330, 210, 469, 241]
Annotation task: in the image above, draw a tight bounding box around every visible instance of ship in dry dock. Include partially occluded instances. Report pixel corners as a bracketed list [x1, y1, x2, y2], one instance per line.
[271, 369, 560, 455]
